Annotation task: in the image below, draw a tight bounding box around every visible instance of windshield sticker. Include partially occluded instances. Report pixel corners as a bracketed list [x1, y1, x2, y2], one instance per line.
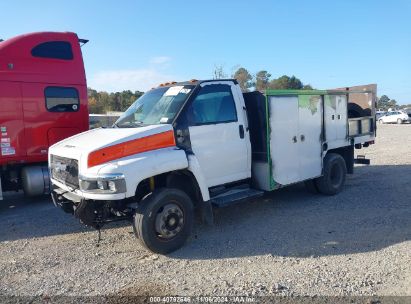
[160, 117, 169, 123]
[1, 126, 7, 133]
[1, 138, 10, 143]
[1, 143, 10, 148]
[180, 88, 191, 94]
[164, 86, 184, 96]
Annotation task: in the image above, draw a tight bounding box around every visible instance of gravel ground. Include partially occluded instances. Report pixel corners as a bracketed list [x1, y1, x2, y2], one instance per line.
[0, 124, 410, 299]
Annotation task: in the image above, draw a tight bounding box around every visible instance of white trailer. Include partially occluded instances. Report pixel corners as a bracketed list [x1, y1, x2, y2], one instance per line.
[49, 80, 376, 253]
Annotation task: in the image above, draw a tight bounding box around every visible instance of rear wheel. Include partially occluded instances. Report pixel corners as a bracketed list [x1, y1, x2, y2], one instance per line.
[133, 188, 194, 254]
[315, 153, 347, 195]
[397, 118, 403, 124]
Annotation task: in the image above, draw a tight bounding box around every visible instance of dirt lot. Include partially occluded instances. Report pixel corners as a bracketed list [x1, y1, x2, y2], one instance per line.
[0, 124, 410, 298]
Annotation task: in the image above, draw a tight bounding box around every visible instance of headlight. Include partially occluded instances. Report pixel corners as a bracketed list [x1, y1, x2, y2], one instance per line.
[79, 173, 126, 194]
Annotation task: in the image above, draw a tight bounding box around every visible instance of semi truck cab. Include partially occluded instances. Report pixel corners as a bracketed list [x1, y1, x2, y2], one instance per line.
[0, 32, 89, 198]
[49, 79, 376, 253]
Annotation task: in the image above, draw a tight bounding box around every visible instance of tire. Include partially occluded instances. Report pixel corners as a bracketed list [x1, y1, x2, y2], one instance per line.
[304, 179, 319, 194]
[378, 119, 384, 124]
[315, 153, 347, 196]
[397, 118, 403, 124]
[133, 188, 194, 254]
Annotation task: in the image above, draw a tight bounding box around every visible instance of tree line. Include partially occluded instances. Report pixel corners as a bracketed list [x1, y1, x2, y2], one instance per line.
[87, 88, 143, 114]
[216, 66, 313, 91]
[87, 67, 407, 114]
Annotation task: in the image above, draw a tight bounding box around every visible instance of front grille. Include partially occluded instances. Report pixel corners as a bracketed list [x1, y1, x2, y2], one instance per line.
[50, 155, 79, 188]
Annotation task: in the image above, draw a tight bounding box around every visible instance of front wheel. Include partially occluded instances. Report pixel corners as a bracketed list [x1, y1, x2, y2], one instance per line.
[397, 118, 403, 124]
[133, 188, 194, 254]
[315, 153, 347, 195]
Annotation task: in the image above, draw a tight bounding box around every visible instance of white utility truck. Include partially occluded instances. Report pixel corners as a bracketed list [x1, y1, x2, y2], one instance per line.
[49, 80, 376, 253]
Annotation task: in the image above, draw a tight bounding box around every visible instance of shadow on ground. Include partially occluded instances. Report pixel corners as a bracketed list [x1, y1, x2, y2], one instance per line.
[1, 165, 410, 259]
[0, 192, 129, 242]
[172, 164, 411, 259]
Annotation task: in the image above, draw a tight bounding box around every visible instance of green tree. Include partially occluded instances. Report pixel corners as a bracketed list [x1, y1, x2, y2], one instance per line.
[232, 67, 253, 91]
[377, 95, 390, 110]
[303, 84, 313, 90]
[288, 76, 304, 89]
[268, 75, 303, 90]
[255, 70, 271, 91]
[387, 99, 397, 109]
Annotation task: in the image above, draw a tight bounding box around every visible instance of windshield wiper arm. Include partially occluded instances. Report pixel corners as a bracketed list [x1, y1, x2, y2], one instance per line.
[116, 121, 145, 128]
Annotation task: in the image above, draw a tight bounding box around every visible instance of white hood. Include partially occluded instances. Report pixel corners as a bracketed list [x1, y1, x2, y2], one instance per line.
[50, 124, 174, 158]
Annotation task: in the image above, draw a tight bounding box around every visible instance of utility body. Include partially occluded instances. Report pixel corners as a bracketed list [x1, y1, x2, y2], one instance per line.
[0, 32, 89, 198]
[49, 79, 376, 253]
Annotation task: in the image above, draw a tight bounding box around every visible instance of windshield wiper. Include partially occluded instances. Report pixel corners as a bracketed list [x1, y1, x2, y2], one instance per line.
[115, 121, 145, 128]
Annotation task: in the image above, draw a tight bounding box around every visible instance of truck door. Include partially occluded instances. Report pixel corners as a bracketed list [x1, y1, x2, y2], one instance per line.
[186, 82, 251, 187]
[269, 94, 322, 185]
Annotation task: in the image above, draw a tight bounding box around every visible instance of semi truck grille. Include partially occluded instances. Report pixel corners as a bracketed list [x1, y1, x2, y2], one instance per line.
[50, 155, 79, 188]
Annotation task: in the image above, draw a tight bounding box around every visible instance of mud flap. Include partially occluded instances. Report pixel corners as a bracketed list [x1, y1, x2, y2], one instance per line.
[198, 200, 214, 225]
[354, 155, 370, 165]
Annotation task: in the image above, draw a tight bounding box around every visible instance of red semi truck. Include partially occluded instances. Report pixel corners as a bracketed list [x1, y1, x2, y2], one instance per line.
[0, 32, 89, 198]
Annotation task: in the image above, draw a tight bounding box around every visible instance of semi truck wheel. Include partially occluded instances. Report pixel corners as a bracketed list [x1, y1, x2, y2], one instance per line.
[315, 153, 347, 195]
[133, 188, 194, 254]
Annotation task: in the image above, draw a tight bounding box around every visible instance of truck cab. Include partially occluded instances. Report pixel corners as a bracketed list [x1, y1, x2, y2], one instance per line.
[0, 32, 89, 198]
[49, 79, 376, 253]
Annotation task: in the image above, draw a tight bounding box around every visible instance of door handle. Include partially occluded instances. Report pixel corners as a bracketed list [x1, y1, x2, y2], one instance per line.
[239, 125, 245, 139]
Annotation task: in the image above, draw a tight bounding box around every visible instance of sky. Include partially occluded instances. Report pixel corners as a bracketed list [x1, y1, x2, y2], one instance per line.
[1, 0, 410, 104]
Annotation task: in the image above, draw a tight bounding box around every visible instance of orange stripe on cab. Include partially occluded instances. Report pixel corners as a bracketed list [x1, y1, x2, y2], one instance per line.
[87, 130, 176, 168]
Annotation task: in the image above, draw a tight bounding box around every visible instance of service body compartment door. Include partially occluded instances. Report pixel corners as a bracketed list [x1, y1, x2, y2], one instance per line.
[269, 96, 300, 185]
[297, 95, 322, 180]
[324, 94, 348, 143]
[269, 95, 322, 186]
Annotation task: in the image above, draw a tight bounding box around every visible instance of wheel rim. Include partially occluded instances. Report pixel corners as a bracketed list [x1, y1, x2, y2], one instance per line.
[154, 202, 184, 239]
[330, 163, 343, 187]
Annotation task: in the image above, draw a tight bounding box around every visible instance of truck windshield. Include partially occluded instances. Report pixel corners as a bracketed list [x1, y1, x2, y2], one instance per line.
[115, 85, 194, 127]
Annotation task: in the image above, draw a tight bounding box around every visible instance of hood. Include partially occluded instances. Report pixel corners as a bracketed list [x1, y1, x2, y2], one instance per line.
[50, 124, 174, 157]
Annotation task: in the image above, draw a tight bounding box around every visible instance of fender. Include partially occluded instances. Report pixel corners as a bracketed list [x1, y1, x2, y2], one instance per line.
[98, 147, 188, 198]
[186, 154, 210, 201]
